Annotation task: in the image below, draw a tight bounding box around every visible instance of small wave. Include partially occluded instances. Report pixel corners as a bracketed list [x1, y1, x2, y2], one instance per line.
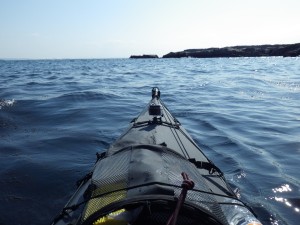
[26, 81, 39, 86]
[56, 91, 118, 102]
[47, 75, 58, 80]
[0, 99, 15, 109]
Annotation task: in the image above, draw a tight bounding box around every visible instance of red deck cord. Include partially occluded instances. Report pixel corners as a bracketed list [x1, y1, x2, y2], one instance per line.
[166, 172, 195, 225]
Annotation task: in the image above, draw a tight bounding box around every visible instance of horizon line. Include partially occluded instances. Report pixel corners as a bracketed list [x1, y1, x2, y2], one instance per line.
[1, 42, 299, 61]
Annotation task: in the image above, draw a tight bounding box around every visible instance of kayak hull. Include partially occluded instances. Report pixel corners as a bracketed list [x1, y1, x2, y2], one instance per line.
[51, 88, 261, 225]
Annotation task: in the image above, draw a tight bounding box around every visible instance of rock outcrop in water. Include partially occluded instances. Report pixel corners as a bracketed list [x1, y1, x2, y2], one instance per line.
[130, 54, 159, 59]
[162, 43, 300, 58]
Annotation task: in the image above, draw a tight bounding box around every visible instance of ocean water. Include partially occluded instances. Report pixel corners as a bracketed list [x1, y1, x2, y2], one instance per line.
[0, 57, 299, 225]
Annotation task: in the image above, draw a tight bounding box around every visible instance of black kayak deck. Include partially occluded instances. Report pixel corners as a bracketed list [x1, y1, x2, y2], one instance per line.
[105, 96, 234, 198]
[51, 88, 262, 225]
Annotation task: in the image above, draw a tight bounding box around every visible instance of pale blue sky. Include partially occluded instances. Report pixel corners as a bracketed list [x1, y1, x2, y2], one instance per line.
[0, 0, 299, 59]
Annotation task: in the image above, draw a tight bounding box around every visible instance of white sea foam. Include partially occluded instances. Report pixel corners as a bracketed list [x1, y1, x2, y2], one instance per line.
[0, 99, 15, 109]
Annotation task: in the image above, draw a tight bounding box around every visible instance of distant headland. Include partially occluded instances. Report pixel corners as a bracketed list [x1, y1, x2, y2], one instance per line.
[130, 54, 158, 59]
[130, 43, 300, 58]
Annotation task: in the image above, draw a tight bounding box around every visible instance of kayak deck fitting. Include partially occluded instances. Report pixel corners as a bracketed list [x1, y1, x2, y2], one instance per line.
[51, 88, 262, 225]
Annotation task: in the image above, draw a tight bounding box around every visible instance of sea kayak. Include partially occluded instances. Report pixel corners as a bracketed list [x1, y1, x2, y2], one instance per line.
[51, 88, 262, 225]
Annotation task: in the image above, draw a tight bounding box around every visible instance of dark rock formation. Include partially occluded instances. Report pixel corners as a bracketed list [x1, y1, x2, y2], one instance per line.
[162, 43, 300, 58]
[130, 54, 159, 59]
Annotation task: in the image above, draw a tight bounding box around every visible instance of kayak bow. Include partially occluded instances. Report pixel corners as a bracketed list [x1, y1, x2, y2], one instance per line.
[51, 88, 262, 225]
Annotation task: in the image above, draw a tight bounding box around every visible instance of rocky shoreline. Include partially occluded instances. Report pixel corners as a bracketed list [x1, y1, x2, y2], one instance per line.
[130, 43, 300, 58]
[162, 43, 300, 58]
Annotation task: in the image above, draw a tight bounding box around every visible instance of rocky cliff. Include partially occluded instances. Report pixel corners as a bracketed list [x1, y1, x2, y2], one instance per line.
[162, 43, 300, 58]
